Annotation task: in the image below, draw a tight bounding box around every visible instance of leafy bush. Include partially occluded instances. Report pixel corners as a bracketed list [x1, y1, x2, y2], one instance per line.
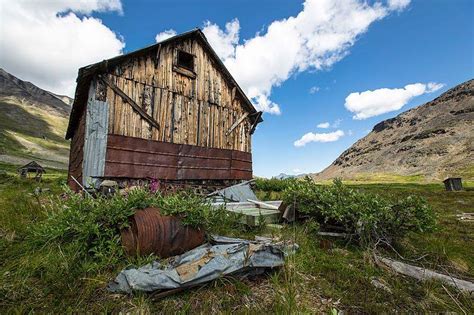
[254, 178, 296, 192]
[282, 178, 436, 245]
[29, 187, 239, 269]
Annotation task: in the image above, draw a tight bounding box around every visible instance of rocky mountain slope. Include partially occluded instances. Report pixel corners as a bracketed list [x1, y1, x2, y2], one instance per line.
[0, 68, 72, 169]
[315, 79, 474, 181]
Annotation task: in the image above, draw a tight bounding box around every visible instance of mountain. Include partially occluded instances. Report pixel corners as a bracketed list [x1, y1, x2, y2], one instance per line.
[273, 173, 296, 180]
[315, 79, 474, 181]
[0, 68, 72, 169]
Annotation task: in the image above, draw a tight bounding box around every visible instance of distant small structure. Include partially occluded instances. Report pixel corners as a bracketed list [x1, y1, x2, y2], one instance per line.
[18, 161, 45, 181]
[443, 177, 463, 191]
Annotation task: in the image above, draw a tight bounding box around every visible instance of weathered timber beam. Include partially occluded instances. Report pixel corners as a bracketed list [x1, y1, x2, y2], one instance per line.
[376, 256, 474, 293]
[99, 75, 160, 130]
[249, 111, 262, 135]
[247, 199, 279, 210]
[226, 112, 249, 136]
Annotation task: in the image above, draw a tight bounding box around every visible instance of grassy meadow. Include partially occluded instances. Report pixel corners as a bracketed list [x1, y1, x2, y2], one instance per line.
[0, 163, 473, 313]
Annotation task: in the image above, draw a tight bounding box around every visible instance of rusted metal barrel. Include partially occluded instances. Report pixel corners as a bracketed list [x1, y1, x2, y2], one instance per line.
[121, 207, 205, 258]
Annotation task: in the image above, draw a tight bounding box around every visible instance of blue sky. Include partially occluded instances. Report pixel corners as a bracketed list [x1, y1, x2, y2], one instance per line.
[1, 0, 473, 177]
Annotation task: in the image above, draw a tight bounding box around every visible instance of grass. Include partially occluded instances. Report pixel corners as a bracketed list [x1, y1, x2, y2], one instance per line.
[0, 99, 69, 169]
[0, 165, 473, 313]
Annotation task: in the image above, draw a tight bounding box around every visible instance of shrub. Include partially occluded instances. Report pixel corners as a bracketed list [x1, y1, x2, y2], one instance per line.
[282, 178, 436, 246]
[29, 187, 240, 269]
[254, 177, 296, 192]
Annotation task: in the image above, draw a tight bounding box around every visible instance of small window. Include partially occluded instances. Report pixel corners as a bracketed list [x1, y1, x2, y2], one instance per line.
[177, 50, 194, 71]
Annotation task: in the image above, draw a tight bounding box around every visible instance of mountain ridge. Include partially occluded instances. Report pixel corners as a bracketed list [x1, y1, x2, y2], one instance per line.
[313, 79, 474, 181]
[0, 68, 72, 169]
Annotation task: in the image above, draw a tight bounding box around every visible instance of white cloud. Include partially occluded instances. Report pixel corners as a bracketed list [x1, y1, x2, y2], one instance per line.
[0, 0, 124, 97]
[388, 0, 411, 10]
[294, 130, 344, 147]
[332, 118, 342, 128]
[155, 29, 177, 43]
[345, 82, 444, 119]
[317, 119, 341, 129]
[309, 86, 320, 94]
[199, 0, 410, 114]
[292, 168, 302, 174]
[202, 19, 240, 61]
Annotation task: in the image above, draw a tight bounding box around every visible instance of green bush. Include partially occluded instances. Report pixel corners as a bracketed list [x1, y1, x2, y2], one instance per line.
[29, 187, 239, 269]
[254, 177, 296, 192]
[282, 178, 436, 245]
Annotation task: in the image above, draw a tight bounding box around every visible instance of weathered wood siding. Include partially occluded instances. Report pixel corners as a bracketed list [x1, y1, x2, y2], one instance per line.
[103, 38, 252, 152]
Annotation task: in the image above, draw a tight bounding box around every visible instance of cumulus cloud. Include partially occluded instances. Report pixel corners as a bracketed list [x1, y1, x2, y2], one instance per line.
[317, 119, 341, 129]
[0, 0, 125, 96]
[202, 19, 240, 61]
[345, 82, 444, 119]
[155, 29, 177, 43]
[197, 0, 410, 114]
[388, 0, 411, 10]
[332, 118, 342, 128]
[309, 86, 320, 94]
[294, 130, 344, 147]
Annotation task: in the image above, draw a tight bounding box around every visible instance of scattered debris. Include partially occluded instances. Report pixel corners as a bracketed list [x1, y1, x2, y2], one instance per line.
[207, 180, 258, 202]
[317, 232, 352, 238]
[209, 181, 285, 226]
[370, 277, 393, 294]
[319, 239, 333, 250]
[17, 161, 45, 181]
[99, 180, 118, 195]
[266, 223, 284, 230]
[33, 187, 50, 195]
[108, 235, 298, 294]
[121, 208, 205, 258]
[375, 256, 474, 293]
[247, 199, 280, 210]
[456, 213, 474, 222]
[213, 200, 283, 227]
[443, 177, 463, 191]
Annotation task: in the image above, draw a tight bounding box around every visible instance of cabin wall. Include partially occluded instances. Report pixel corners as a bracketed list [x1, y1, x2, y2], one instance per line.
[104, 134, 252, 181]
[104, 38, 252, 153]
[67, 105, 86, 191]
[82, 80, 109, 186]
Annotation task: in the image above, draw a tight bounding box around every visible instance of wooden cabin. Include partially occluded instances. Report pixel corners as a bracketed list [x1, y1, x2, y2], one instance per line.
[18, 161, 45, 181]
[65, 29, 263, 191]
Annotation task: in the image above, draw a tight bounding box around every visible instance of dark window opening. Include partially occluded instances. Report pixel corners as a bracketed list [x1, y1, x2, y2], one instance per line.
[177, 50, 194, 71]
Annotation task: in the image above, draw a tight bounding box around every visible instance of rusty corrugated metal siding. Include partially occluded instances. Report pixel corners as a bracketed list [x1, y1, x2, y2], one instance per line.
[104, 134, 252, 180]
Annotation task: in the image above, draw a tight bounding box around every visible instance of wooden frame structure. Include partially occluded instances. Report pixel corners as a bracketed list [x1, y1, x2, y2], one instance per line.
[66, 29, 263, 191]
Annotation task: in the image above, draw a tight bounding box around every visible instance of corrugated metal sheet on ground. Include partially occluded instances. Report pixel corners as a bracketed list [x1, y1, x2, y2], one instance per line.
[108, 235, 297, 294]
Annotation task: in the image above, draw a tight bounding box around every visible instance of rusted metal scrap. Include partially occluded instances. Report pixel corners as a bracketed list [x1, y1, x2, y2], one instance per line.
[121, 207, 205, 258]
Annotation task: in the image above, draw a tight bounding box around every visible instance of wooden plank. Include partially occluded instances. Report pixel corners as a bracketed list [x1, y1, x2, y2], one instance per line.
[226, 112, 249, 136]
[376, 256, 474, 293]
[100, 75, 160, 131]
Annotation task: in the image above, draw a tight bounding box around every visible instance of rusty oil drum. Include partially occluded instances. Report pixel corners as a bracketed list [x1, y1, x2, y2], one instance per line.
[121, 207, 205, 258]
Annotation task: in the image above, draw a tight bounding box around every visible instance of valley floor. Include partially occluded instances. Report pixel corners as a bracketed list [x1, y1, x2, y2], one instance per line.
[0, 162, 473, 313]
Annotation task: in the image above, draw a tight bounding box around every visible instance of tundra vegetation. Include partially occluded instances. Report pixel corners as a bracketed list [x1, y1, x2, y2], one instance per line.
[0, 163, 473, 313]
